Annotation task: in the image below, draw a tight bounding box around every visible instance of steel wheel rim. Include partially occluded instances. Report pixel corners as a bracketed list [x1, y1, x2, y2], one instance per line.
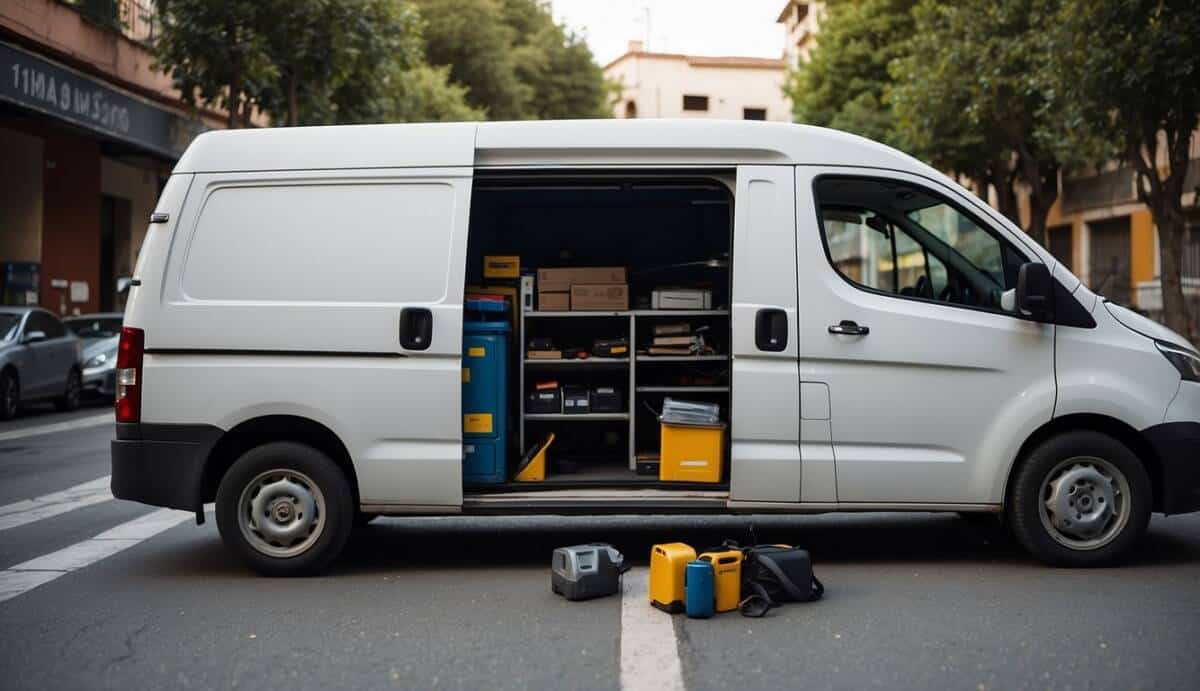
[237, 469, 326, 558]
[1037, 455, 1131, 551]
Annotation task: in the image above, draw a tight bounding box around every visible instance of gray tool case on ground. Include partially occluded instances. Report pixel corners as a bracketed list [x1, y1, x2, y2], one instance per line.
[551, 543, 630, 601]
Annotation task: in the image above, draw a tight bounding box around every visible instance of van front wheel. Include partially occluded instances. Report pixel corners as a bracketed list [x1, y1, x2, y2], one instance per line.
[1008, 431, 1151, 567]
[216, 442, 354, 576]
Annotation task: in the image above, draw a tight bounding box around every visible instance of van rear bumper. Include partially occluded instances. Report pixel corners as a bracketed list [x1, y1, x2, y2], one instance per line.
[111, 423, 223, 513]
[1143, 421, 1200, 515]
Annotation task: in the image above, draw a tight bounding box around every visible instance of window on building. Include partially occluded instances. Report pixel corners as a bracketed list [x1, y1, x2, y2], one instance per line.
[682, 95, 709, 112]
[624, 100, 638, 119]
[743, 107, 767, 121]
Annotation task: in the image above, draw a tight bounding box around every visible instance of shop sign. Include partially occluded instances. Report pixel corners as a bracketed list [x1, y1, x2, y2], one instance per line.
[1, 41, 202, 158]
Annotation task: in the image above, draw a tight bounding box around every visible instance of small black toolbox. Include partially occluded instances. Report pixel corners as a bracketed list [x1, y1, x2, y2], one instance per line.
[590, 387, 622, 413]
[562, 386, 591, 414]
[527, 386, 562, 414]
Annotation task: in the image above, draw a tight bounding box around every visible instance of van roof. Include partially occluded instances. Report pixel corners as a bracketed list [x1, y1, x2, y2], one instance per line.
[171, 119, 938, 177]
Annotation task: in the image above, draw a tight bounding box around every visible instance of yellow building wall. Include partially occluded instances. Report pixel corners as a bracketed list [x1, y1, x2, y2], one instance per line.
[1129, 209, 1155, 307]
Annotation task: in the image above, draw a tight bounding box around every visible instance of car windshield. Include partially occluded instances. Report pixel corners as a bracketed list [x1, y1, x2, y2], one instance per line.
[65, 317, 122, 339]
[0, 314, 20, 342]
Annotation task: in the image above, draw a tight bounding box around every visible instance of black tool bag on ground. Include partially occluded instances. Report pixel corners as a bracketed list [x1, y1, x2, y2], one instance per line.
[736, 544, 824, 618]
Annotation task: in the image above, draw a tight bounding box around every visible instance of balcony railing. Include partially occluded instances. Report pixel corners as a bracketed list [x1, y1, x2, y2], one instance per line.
[65, 0, 159, 45]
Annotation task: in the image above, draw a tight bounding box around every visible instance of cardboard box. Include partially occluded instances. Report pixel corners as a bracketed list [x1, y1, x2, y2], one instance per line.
[571, 284, 629, 311]
[538, 291, 570, 311]
[483, 255, 520, 279]
[537, 267, 626, 293]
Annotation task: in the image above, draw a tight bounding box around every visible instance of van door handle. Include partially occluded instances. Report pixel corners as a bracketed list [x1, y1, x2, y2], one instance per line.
[399, 308, 433, 350]
[755, 309, 788, 352]
[828, 320, 869, 336]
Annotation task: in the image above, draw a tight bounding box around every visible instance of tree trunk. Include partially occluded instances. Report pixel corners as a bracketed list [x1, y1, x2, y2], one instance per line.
[288, 73, 299, 127]
[1150, 200, 1191, 338]
[990, 172, 1021, 227]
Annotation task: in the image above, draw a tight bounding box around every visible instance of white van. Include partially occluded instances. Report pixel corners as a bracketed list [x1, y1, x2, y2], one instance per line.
[110, 120, 1200, 575]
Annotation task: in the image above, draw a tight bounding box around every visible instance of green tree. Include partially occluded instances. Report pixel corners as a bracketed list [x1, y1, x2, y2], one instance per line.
[385, 64, 486, 122]
[413, 0, 530, 119]
[153, 0, 276, 127]
[1053, 0, 1200, 335]
[413, 0, 608, 119]
[784, 0, 918, 147]
[890, 0, 1108, 242]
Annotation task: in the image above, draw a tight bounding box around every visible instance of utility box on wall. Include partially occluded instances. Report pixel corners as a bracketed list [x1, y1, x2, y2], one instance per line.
[0, 262, 39, 306]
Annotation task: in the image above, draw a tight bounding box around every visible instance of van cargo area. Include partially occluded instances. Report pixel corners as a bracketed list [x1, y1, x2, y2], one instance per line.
[463, 173, 733, 491]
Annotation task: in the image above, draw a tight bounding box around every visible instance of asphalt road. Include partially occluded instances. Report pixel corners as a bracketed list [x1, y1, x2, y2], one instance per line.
[2, 407, 1199, 690]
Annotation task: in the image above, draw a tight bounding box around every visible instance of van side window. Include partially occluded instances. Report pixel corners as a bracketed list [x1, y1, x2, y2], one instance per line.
[815, 177, 1026, 311]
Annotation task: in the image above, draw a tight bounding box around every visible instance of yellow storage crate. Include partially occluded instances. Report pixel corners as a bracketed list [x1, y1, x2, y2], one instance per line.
[659, 422, 726, 483]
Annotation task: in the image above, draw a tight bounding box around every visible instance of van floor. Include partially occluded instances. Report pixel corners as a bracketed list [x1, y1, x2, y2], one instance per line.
[465, 466, 728, 493]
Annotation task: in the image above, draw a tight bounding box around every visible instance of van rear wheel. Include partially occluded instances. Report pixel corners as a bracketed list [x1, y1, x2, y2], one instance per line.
[1008, 431, 1151, 567]
[216, 442, 353, 576]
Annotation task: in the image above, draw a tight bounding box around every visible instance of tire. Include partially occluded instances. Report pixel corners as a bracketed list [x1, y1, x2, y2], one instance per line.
[1008, 430, 1151, 567]
[215, 442, 354, 576]
[54, 369, 81, 412]
[0, 371, 18, 421]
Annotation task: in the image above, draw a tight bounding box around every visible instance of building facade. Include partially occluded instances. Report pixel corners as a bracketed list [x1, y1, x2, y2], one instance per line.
[0, 0, 236, 315]
[777, 1, 824, 67]
[605, 41, 789, 122]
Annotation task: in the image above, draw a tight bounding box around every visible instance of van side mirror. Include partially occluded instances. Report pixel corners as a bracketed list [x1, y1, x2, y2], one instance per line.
[1015, 262, 1054, 321]
[23, 330, 47, 344]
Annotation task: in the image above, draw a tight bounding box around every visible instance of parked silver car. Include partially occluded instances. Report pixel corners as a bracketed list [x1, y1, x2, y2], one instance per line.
[0, 307, 83, 420]
[63, 313, 123, 398]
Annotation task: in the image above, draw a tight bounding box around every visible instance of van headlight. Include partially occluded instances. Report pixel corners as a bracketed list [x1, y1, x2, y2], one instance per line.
[1156, 341, 1200, 382]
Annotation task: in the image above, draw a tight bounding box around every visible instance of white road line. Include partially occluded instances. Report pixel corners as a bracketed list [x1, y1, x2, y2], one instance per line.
[620, 568, 686, 691]
[0, 476, 113, 532]
[0, 412, 113, 442]
[0, 507, 191, 604]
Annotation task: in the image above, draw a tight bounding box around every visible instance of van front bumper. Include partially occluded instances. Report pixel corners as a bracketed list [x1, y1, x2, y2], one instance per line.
[111, 423, 223, 515]
[1143, 421, 1200, 515]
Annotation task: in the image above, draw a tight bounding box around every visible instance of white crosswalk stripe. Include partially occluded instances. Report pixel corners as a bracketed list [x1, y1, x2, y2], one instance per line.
[0, 507, 192, 604]
[620, 568, 686, 691]
[0, 476, 114, 532]
[0, 412, 113, 442]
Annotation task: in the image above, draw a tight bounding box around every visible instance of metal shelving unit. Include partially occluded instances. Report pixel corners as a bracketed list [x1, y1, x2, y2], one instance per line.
[519, 308, 731, 471]
[524, 412, 630, 421]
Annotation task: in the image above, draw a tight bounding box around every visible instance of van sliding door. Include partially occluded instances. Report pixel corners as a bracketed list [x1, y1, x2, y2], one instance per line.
[728, 166, 802, 504]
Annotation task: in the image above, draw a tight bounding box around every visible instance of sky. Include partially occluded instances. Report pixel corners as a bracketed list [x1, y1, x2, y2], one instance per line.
[547, 0, 788, 67]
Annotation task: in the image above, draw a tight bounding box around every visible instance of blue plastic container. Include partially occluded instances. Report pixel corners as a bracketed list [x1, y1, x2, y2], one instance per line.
[462, 302, 510, 484]
[685, 560, 715, 618]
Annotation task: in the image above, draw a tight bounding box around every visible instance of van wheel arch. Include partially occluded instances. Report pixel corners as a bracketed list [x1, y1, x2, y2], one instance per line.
[201, 415, 360, 510]
[1005, 414, 1163, 513]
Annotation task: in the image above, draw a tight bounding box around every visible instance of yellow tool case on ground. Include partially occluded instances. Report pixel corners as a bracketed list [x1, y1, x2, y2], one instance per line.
[698, 548, 743, 612]
[649, 542, 697, 613]
[659, 422, 727, 483]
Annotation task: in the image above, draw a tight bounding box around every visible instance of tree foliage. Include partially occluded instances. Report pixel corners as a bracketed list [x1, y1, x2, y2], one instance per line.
[1051, 0, 1200, 335]
[414, 0, 608, 119]
[890, 0, 1110, 242]
[784, 0, 918, 147]
[153, 0, 479, 126]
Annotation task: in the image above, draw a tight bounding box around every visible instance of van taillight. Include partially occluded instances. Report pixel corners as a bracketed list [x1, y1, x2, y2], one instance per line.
[115, 327, 144, 423]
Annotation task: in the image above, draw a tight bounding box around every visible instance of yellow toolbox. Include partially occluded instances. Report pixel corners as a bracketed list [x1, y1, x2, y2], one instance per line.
[698, 548, 743, 612]
[649, 542, 697, 613]
[483, 255, 521, 279]
[514, 433, 554, 482]
[659, 422, 726, 483]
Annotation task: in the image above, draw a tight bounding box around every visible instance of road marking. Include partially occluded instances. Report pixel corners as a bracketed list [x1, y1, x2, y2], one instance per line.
[0, 412, 113, 442]
[620, 568, 686, 691]
[0, 507, 191, 604]
[0, 476, 113, 532]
